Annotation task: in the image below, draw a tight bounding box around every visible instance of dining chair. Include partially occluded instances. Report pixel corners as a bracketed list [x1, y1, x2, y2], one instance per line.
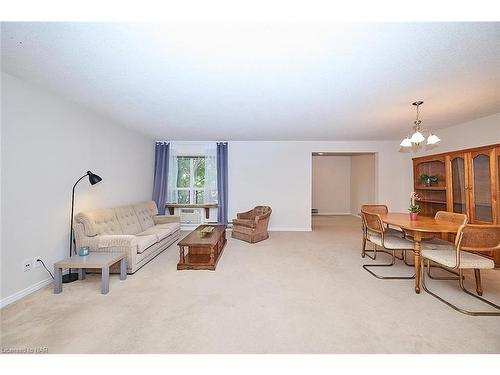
[418, 211, 472, 284]
[361, 210, 415, 279]
[421, 224, 500, 316]
[360, 204, 404, 260]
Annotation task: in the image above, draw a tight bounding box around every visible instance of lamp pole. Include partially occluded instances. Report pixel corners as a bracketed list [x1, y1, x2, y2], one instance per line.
[64, 171, 102, 283]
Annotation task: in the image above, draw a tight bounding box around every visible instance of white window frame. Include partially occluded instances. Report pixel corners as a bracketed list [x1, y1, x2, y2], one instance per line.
[175, 156, 205, 204]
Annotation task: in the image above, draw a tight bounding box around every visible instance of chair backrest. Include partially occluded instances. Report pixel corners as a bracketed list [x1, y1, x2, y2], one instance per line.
[361, 210, 384, 234]
[254, 206, 272, 218]
[361, 204, 388, 215]
[456, 224, 500, 252]
[435, 211, 468, 225]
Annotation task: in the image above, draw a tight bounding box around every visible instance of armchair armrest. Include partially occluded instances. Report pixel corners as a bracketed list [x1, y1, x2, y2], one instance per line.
[233, 218, 256, 228]
[153, 215, 181, 225]
[237, 210, 255, 220]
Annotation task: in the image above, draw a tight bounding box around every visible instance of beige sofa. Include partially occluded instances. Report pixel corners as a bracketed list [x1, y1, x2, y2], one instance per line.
[74, 201, 180, 273]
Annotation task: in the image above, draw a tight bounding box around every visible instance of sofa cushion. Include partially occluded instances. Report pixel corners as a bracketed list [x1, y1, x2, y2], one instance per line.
[138, 223, 181, 241]
[115, 205, 142, 235]
[155, 222, 181, 233]
[75, 209, 123, 236]
[136, 234, 158, 254]
[133, 201, 158, 231]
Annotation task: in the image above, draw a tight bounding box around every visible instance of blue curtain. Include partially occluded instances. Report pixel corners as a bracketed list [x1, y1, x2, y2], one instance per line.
[217, 142, 228, 224]
[152, 142, 169, 215]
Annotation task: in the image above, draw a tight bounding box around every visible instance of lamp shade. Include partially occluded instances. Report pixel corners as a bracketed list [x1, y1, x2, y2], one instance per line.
[410, 131, 425, 144]
[427, 134, 441, 145]
[87, 171, 102, 185]
[400, 137, 412, 147]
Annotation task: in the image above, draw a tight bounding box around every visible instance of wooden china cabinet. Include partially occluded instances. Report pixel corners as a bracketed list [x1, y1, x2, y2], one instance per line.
[413, 143, 500, 267]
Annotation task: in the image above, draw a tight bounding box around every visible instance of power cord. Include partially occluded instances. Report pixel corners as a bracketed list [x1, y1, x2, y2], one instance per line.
[36, 259, 54, 279]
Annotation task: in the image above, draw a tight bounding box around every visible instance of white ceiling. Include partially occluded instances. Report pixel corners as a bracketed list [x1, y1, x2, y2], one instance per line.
[2, 22, 499, 140]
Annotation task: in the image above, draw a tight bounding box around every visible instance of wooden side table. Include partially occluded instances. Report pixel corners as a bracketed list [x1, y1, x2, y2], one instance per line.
[54, 252, 127, 294]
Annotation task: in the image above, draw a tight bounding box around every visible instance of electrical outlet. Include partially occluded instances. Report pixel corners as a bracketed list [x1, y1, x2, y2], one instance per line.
[33, 256, 42, 269]
[23, 259, 32, 272]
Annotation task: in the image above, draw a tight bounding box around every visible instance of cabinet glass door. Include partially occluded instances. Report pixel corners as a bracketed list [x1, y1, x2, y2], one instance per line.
[472, 153, 493, 223]
[450, 156, 467, 214]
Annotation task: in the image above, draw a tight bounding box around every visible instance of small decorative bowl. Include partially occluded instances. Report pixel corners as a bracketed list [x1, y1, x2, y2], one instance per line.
[79, 247, 89, 256]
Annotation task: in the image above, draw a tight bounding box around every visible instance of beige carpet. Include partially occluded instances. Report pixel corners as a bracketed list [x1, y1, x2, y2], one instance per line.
[1, 215, 499, 354]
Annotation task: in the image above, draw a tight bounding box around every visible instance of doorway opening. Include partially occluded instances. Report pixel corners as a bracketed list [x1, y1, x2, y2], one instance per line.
[311, 152, 376, 230]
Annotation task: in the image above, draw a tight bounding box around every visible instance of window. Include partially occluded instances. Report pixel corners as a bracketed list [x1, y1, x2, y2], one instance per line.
[175, 156, 206, 204]
[166, 143, 218, 205]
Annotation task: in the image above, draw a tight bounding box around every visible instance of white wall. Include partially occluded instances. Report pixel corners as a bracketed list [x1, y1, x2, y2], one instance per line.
[228, 141, 409, 231]
[312, 156, 351, 214]
[1, 73, 154, 303]
[350, 154, 376, 214]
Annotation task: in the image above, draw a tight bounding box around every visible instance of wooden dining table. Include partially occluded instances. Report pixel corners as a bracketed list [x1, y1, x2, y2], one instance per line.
[379, 213, 461, 294]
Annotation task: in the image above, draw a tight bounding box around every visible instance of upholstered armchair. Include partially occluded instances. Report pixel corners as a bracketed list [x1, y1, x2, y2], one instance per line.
[232, 206, 272, 243]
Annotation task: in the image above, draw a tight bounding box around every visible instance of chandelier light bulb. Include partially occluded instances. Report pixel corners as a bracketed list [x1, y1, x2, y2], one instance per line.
[400, 137, 412, 147]
[427, 133, 441, 145]
[410, 130, 425, 144]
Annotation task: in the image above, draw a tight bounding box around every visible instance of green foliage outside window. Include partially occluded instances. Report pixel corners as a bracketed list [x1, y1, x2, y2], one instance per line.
[176, 156, 206, 204]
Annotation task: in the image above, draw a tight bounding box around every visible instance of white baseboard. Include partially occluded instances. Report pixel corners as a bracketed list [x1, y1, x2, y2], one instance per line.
[268, 227, 311, 232]
[1, 277, 53, 309]
[313, 212, 353, 216]
[181, 225, 311, 232]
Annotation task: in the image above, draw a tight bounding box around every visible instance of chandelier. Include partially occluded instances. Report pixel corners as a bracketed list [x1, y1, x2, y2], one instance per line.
[400, 101, 440, 148]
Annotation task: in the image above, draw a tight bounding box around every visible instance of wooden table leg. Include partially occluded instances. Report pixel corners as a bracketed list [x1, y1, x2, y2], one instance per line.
[210, 247, 215, 266]
[179, 246, 185, 264]
[413, 233, 422, 294]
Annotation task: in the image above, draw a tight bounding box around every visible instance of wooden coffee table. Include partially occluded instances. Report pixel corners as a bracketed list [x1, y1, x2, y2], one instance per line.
[177, 225, 227, 270]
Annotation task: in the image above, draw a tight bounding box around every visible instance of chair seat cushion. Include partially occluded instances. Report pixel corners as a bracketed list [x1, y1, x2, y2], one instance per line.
[367, 232, 414, 250]
[233, 218, 256, 228]
[422, 249, 494, 269]
[386, 227, 404, 237]
[136, 235, 157, 254]
[232, 224, 255, 235]
[421, 238, 454, 251]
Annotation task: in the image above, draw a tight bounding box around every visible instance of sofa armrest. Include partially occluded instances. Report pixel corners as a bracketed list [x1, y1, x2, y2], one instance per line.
[233, 218, 256, 228]
[153, 215, 181, 225]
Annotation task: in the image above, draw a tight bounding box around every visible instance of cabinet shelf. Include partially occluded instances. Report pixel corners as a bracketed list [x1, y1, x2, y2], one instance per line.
[415, 186, 447, 191]
[415, 199, 447, 204]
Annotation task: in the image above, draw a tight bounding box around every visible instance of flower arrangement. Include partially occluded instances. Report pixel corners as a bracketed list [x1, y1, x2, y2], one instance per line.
[419, 174, 438, 186]
[408, 191, 421, 217]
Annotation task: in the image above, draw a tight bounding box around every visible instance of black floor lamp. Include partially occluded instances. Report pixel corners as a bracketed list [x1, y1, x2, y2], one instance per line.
[63, 170, 103, 283]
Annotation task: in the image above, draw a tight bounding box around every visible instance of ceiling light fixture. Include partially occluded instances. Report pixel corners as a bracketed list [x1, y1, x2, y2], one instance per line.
[400, 101, 440, 149]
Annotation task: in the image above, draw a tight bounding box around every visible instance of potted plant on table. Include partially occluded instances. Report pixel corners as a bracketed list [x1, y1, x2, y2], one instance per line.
[419, 174, 438, 187]
[408, 191, 421, 221]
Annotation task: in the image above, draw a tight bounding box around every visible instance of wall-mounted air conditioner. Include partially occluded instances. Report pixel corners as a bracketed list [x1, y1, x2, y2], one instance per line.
[180, 208, 202, 224]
